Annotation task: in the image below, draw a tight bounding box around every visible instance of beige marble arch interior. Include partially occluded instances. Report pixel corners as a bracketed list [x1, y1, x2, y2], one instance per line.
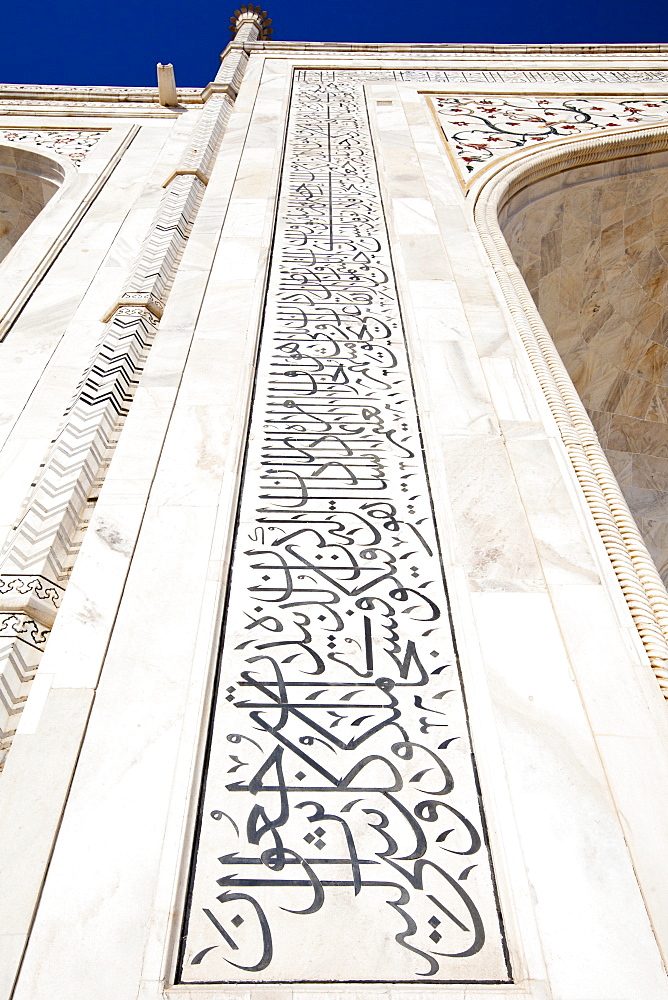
[0, 144, 64, 263]
[501, 151, 668, 583]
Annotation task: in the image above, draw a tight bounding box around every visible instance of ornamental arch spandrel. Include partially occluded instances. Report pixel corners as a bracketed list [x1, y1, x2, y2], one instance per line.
[475, 125, 668, 694]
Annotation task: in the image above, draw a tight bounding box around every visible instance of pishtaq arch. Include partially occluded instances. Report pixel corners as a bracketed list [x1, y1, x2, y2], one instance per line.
[0, 143, 65, 264]
[502, 147, 668, 584]
[0, 14, 668, 1000]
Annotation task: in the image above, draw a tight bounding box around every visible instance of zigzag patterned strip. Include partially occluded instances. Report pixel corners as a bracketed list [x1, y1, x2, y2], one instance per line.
[0, 34, 255, 767]
[4, 310, 159, 582]
[0, 636, 42, 765]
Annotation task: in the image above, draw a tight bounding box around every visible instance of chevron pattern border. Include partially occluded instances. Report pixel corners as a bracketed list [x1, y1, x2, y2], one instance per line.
[0, 620, 47, 759]
[0, 14, 267, 767]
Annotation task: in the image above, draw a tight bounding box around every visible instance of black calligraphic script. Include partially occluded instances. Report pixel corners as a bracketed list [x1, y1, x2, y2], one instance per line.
[178, 79, 510, 985]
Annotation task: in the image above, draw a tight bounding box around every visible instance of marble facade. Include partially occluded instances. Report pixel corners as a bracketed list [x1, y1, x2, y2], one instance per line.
[1, 8, 668, 999]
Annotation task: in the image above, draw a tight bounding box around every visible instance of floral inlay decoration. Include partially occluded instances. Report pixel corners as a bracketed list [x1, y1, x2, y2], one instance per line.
[431, 96, 668, 184]
[0, 130, 104, 168]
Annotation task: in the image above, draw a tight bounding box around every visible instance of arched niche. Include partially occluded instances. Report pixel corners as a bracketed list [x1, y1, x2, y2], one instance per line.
[0, 144, 66, 264]
[499, 149, 668, 584]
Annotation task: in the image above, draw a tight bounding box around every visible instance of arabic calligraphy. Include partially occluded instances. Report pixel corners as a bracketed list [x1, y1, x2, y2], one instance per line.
[0, 129, 102, 167]
[298, 68, 668, 85]
[179, 79, 510, 984]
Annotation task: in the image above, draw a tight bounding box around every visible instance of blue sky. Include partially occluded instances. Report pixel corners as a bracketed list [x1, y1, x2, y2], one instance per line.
[3, 0, 668, 88]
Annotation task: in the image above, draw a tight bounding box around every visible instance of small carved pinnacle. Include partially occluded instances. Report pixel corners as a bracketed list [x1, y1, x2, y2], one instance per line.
[229, 5, 273, 40]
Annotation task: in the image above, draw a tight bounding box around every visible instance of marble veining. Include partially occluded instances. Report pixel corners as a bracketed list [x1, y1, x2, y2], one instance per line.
[502, 153, 668, 584]
[0, 145, 66, 264]
[180, 79, 509, 985]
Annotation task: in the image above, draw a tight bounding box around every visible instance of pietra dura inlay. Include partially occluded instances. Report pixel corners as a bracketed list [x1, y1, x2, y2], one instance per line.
[0, 129, 103, 167]
[179, 80, 509, 984]
[298, 69, 668, 85]
[431, 96, 668, 183]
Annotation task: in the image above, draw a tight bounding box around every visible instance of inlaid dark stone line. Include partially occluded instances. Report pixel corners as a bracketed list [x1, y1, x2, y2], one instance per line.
[181, 78, 509, 985]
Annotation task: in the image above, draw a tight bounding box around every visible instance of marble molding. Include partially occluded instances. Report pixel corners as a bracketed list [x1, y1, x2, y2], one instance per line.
[1, 63, 667, 119]
[0, 7, 269, 767]
[0, 83, 202, 103]
[0, 125, 138, 339]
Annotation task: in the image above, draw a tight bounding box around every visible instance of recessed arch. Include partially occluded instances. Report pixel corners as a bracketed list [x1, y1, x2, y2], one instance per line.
[0, 143, 67, 264]
[501, 150, 668, 578]
[474, 126, 668, 694]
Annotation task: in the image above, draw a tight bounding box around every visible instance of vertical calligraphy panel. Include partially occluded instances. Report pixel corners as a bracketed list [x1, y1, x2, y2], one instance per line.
[178, 80, 510, 984]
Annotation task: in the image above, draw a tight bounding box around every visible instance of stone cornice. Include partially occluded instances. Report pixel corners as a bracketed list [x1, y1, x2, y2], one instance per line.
[250, 40, 668, 54]
[2, 41, 667, 109]
[201, 80, 237, 102]
[0, 83, 204, 105]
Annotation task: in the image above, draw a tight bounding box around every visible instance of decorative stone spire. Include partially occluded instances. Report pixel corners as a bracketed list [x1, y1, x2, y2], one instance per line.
[229, 5, 273, 43]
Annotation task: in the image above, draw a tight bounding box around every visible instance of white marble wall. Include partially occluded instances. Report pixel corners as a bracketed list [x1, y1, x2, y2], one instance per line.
[0, 104, 199, 995]
[0, 42, 667, 1000]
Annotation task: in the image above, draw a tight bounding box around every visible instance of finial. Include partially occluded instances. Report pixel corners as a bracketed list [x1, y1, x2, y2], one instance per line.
[157, 63, 178, 107]
[229, 5, 273, 41]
